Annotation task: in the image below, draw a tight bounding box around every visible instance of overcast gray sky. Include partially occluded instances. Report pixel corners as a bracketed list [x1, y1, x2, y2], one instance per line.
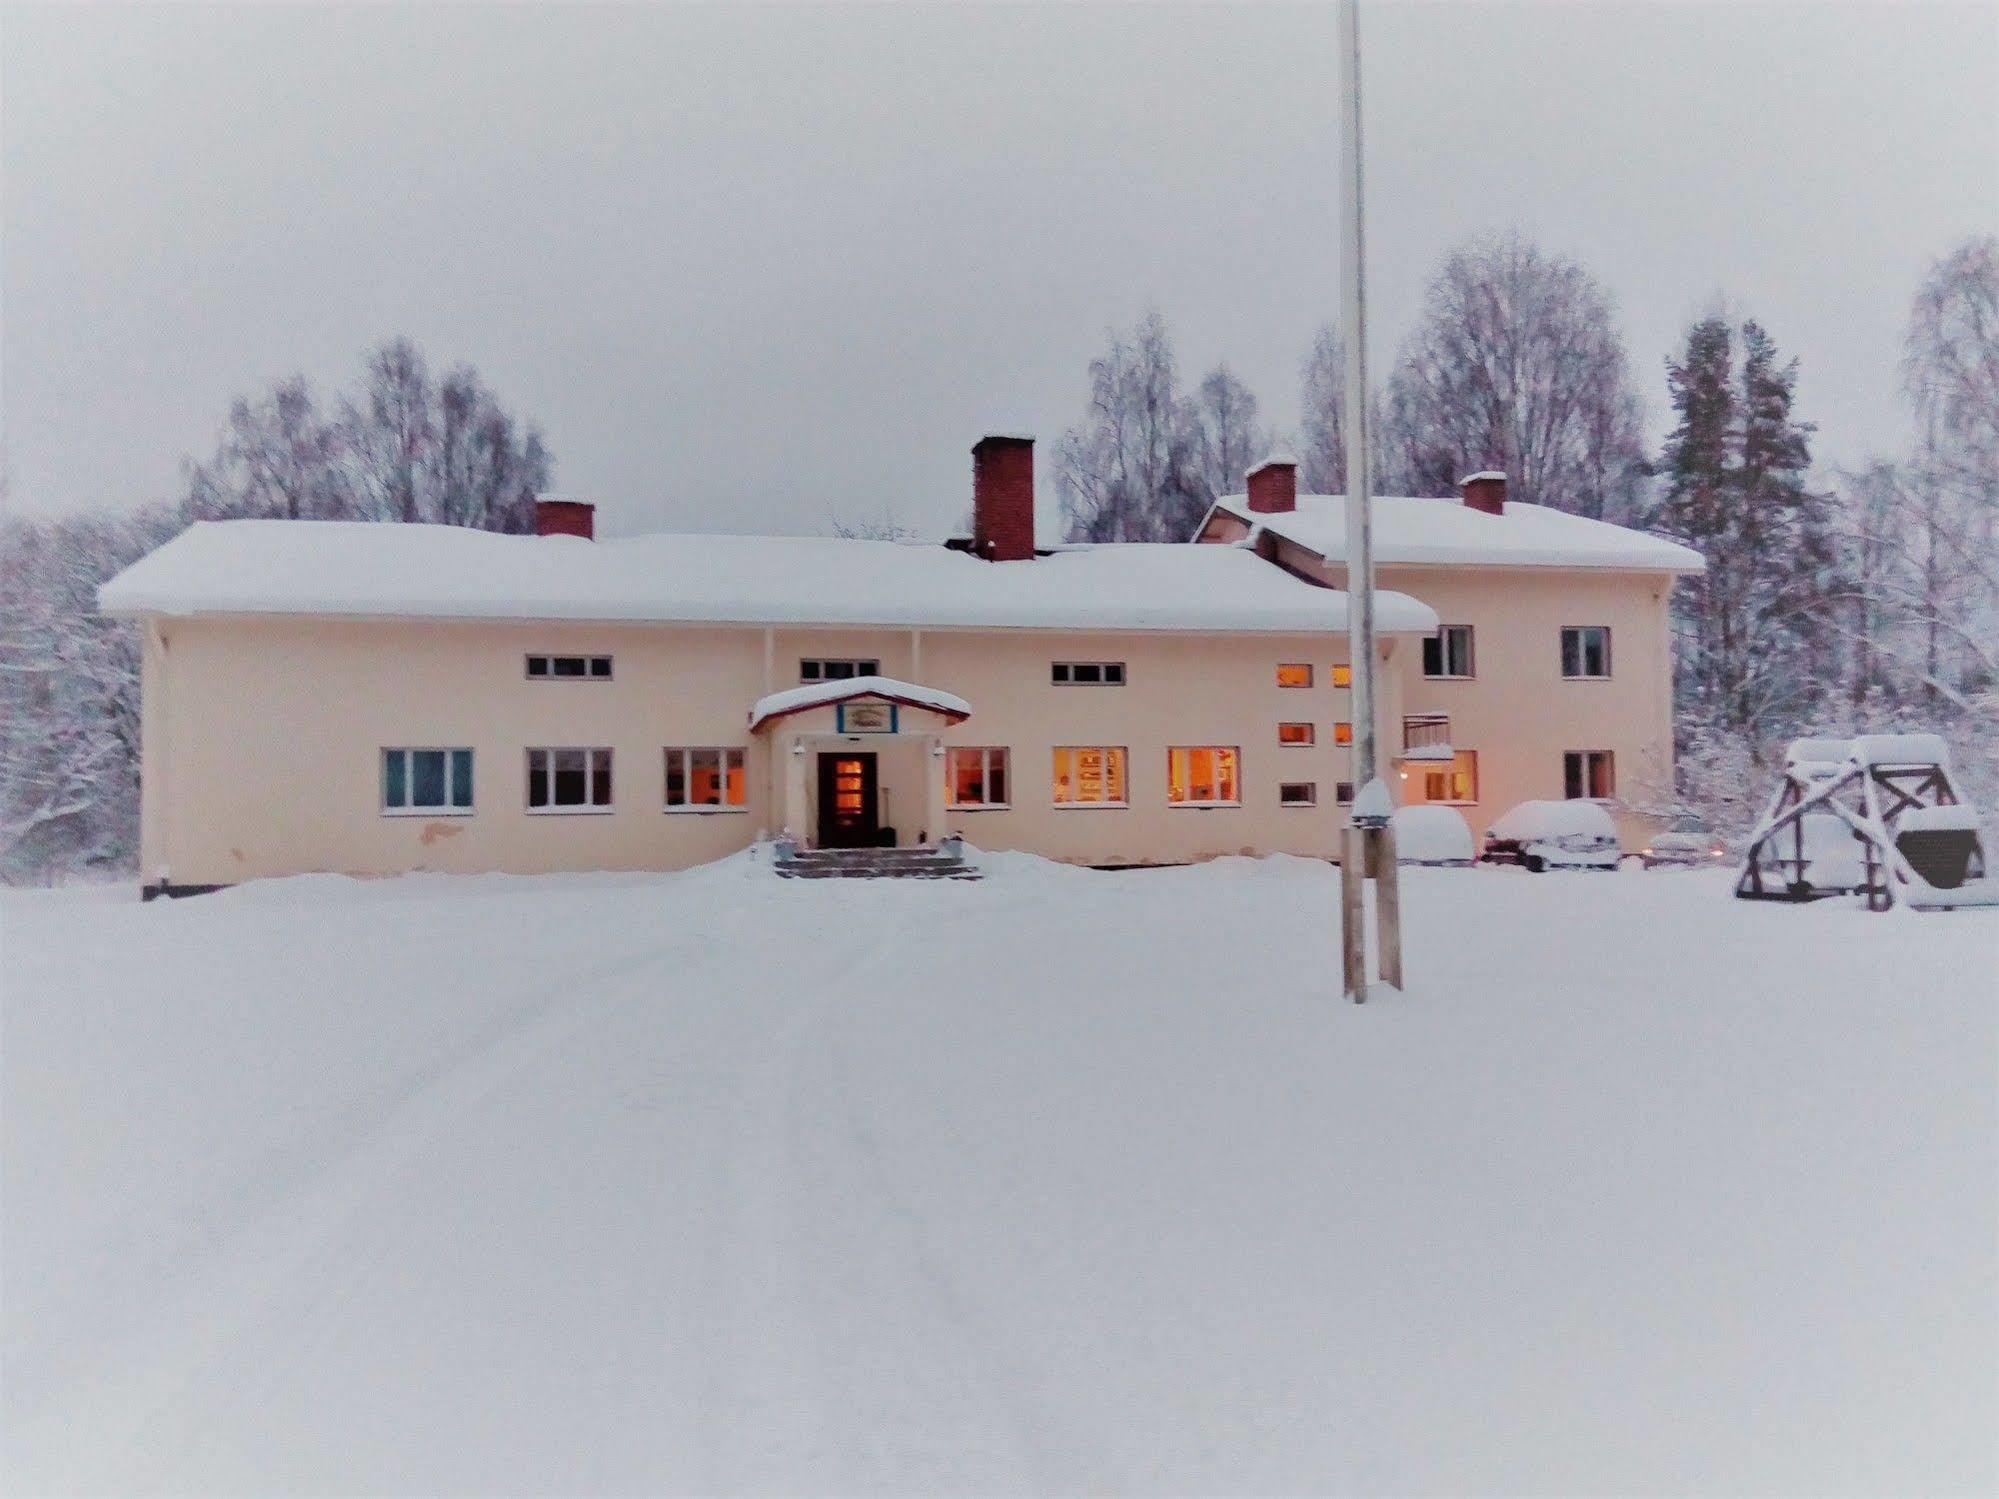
[4, 1, 1994, 538]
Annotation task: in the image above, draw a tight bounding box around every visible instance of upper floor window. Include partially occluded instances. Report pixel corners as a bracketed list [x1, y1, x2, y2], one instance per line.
[1167, 746, 1240, 807]
[1278, 722, 1316, 746]
[664, 747, 745, 811]
[382, 748, 473, 814]
[1565, 750, 1615, 799]
[1331, 664, 1353, 688]
[1560, 626, 1612, 679]
[527, 654, 612, 680]
[1423, 625, 1474, 679]
[1051, 661, 1125, 685]
[1335, 781, 1355, 805]
[1276, 663, 1314, 688]
[1403, 713, 1450, 753]
[948, 747, 1010, 808]
[1333, 722, 1354, 745]
[1053, 746, 1127, 806]
[800, 658, 878, 683]
[527, 747, 612, 812]
[1279, 781, 1317, 807]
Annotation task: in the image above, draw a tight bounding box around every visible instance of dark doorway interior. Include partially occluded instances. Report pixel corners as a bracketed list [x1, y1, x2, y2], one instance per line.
[816, 752, 879, 848]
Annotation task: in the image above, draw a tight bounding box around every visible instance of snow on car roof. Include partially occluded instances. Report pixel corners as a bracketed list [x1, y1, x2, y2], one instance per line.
[1208, 492, 1705, 572]
[98, 521, 1442, 636]
[1488, 799, 1620, 842]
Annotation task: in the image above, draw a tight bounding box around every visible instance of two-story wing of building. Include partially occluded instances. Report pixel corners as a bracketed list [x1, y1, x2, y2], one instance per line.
[1194, 461, 1705, 850]
[99, 434, 1700, 896]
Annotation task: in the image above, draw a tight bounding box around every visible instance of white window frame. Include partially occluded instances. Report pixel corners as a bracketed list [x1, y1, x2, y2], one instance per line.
[1560, 626, 1613, 680]
[1279, 781, 1318, 808]
[1050, 661, 1127, 686]
[525, 653, 613, 680]
[1052, 746, 1128, 808]
[1564, 749, 1615, 800]
[663, 746, 747, 813]
[1278, 722, 1316, 747]
[1166, 745, 1241, 809]
[947, 747, 1011, 809]
[381, 746, 475, 816]
[799, 658, 880, 683]
[1423, 625, 1475, 680]
[526, 746, 614, 814]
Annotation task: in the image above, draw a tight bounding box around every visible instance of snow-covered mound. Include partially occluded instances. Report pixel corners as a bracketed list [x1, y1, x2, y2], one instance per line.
[1488, 797, 1619, 843]
[1391, 804, 1474, 865]
[3, 859, 1992, 1494]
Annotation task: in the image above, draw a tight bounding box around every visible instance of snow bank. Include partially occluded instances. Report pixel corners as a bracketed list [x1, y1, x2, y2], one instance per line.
[1391, 804, 1474, 864]
[97, 521, 1440, 636]
[1488, 797, 1619, 843]
[1211, 492, 1706, 571]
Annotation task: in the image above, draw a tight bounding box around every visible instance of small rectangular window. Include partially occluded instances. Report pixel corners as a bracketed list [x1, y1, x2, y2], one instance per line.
[1053, 746, 1127, 806]
[948, 747, 1010, 808]
[1167, 746, 1240, 806]
[1402, 713, 1450, 753]
[1279, 782, 1317, 807]
[527, 747, 613, 811]
[1333, 722, 1353, 745]
[381, 748, 474, 814]
[1276, 663, 1314, 688]
[800, 658, 880, 683]
[665, 747, 746, 810]
[1336, 781, 1355, 805]
[1278, 722, 1315, 746]
[526, 654, 613, 681]
[1564, 750, 1615, 799]
[1560, 626, 1612, 679]
[1052, 661, 1125, 686]
[1331, 664, 1352, 688]
[1422, 626, 1474, 679]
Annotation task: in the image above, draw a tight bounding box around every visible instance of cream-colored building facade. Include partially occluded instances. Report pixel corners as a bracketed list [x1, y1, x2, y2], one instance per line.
[101, 437, 1701, 895]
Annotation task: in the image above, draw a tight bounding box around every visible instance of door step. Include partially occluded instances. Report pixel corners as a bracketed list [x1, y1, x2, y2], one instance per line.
[774, 846, 981, 880]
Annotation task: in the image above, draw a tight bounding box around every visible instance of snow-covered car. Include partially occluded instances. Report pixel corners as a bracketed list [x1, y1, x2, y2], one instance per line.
[1638, 827, 1727, 869]
[1391, 805, 1475, 866]
[1481, 799, 1621, 872]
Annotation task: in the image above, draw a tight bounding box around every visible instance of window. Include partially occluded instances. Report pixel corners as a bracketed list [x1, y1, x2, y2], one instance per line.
[1052, 746, 1127, 806]
[1403, 713, 1450, 753]
[1422, 750, 1480, 805]
[382, 748, 473, 814]
[1331, 664, 1353, 688]
[1167, 746, 1240, 807]
[948, 747, 1010, 808]
[1564, 750, 1615, 799]
[526, 654, 612, 679]
[1278, 722, 1316, 746]
[1051, 661, 1126, 685]
[1333, 722, 1354, 745]
[1336, 781, 1355, 805]
[800, 658, 880, 683]
[1279, 782, 1317, 807]
[664, 747, 745, 810]
[1422, 625, 1475, 679]
[1276, 663, 1314, 688]
[1561, 626, 1612, 679]
[527, 747, 612, 811]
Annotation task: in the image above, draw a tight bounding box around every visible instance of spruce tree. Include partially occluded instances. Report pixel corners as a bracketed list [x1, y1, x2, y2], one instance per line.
[1656, 316, 1735, 719]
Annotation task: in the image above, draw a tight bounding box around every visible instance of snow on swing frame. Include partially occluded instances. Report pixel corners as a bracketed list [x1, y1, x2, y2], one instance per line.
[1735, 733, 1997, 911]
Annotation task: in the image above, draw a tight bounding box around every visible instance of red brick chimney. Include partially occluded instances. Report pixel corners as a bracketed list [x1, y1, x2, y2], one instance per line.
[1458, 471, 1507, 516]
[972, 435, 1036, 562]
[535, 496, 596, 539]
[1245, 454, 1298, 514]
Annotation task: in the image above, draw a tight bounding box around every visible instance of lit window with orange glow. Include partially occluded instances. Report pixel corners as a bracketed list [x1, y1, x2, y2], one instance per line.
[664, 747, 746, 810]
[1278, 723, 1315, 746]
[1276, 663, 1313, 688]
[1333, 722, 1354, 745]
[1053, 747, 1127, 806]
[948, 747, 1009, 808]
[1331, 664, 1353, 688]
[1167, 746, 1240, 806]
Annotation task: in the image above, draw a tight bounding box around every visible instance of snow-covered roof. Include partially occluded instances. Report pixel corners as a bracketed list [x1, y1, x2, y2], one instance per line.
[748, 676, 970, 732]
[1206, 493, 1705, 572]
[97, 521, 1440, 635]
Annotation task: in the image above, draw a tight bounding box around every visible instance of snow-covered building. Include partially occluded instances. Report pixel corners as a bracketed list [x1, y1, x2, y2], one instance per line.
[100, 435, 1700, 895]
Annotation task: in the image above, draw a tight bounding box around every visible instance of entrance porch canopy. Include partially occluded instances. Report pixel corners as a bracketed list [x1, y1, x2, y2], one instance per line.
[747, 675, 970, 733]
[748, 676, 971, 850]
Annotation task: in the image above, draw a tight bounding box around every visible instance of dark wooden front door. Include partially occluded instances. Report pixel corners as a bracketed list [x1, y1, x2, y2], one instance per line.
[816, 752, 879, 848]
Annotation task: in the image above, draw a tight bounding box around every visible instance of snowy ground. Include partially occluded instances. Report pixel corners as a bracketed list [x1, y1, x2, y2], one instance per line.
[3, 854, 1994, 1496]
